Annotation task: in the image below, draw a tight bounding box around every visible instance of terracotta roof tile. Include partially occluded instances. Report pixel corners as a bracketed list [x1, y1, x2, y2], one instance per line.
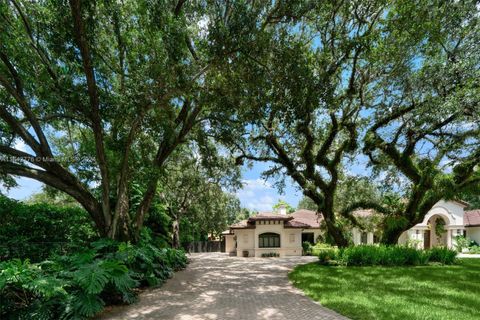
[230, 219, 253, 229]
[290, 209, 322, 228]
[465, 210, 480, 227]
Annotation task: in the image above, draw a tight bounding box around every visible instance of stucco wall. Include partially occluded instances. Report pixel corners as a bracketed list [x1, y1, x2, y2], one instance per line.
[467, 227, 480, 244]
[352, 228, 376, 245]
[234, 229, 255, 257]
[232, 221, 303, 257]
[224, 234, 236, 254]
[254, 221, 302, 257]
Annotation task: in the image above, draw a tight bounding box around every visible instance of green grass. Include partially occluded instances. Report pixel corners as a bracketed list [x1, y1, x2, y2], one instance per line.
[289, 259, 480, 320]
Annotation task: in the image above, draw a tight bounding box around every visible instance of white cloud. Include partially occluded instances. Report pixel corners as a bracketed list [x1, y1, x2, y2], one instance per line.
[13, 139, 27, 152]
[236, 179, 278, 212]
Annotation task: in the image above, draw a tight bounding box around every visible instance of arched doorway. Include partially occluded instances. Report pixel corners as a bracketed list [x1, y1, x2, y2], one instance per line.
[425, 215, 449, 248]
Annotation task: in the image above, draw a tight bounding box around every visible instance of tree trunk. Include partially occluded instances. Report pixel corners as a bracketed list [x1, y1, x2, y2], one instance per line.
[172, 217, 180, 249]
[323, 214, 349, 247]
[381, 227, 404, 245]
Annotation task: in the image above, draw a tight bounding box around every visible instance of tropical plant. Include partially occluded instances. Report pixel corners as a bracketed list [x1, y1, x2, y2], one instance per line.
[0, 236, 187, 319]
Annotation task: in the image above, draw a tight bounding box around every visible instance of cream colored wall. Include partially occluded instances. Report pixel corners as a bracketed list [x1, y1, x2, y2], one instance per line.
[234, 229, 255, 257]
[352, 228, 376, 245]
[312, 229, 323, 242]
[467, 227, 480, 244]
[254, 221, 302, 257]
[224, 234, 236, 254]
[232, 221, 303, 257]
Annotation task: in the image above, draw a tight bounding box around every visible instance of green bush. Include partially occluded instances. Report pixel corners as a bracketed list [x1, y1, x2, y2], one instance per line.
[454, 235, 471, 252]
[333, 245, 456, 266]
[318, 248, 337, 265]
[311, 243, 335, 256]
[302, 242, 313, 255]
[0, 236, 188, 319]
[428, 247, 457, 264]
[0, 196, 97, 262]
[468, 246, 480, 254]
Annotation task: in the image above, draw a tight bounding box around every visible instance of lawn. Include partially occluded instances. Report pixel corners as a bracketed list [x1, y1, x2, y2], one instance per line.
[289, 259, 480, 320]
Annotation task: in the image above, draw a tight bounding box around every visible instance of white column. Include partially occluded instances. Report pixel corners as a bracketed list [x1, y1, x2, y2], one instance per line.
[447, 229, 452, 248]
[367, 232, 374, 244]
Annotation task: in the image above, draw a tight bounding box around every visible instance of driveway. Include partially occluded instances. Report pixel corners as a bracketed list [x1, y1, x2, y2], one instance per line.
[98, 253, 348, 320]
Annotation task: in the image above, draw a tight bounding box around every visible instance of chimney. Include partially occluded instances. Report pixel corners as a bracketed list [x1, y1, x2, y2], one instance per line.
[278, 204, 287, 215]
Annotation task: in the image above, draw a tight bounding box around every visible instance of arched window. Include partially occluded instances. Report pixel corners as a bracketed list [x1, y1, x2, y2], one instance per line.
[259, 233, 280, 248]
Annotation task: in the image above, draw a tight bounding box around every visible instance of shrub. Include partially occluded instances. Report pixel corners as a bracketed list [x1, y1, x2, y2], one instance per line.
[311, 243, 335, 256]
[302, 242, 313, 255]
[0, 236, 188, 319]
[428, 247, 457, 264]
[334, 245, 456, 267]
[0, 196, 97, 262]
[468, 246, 480, 254]
[454, 236, 471, 252]
[318, 248, 337, 265]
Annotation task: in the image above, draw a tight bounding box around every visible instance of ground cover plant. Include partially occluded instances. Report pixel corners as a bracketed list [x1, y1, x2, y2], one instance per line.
[289, 258, 480, 320]
[0, 235, 187, 319]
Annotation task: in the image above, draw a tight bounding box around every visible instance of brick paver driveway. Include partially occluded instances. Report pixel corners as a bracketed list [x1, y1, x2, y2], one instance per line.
[98, 253, 348, 320]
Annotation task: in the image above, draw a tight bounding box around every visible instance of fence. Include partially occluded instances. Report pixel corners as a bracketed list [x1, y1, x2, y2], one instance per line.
[182, 240, 225, 253]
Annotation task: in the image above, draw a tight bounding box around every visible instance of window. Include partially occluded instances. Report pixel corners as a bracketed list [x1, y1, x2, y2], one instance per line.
[259, 233, 280, 248]
[361, 232, 368, 244]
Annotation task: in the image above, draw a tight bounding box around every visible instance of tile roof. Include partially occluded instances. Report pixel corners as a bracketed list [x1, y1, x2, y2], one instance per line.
[230, 219, 254, 229]
[230, 209, 322, 229]
[465, 210, 480, 227]
[289, 209, 322, 228]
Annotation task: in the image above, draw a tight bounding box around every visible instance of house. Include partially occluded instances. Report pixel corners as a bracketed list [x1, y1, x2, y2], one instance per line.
[223, 205, 321, 257]
[223, 200, 480, 257]
[353, 200, 480, 249]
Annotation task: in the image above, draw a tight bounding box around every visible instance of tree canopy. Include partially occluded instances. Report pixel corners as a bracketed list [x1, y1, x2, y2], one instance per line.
[1, 0, 479, 246]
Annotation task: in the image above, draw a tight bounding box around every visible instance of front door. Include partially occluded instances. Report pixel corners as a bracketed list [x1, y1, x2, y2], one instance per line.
[424, 230, 431, 249]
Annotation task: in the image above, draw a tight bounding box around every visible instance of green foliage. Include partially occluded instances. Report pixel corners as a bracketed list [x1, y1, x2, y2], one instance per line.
[317, 248, 338, 265]
[331, 245, 456, 266]
[272, 200, 295, 214]
[428, 247, 457, 265]
[468, 246, 480, 254]
[0, 236, 187, 319]
[311, 243, 335, 256]
[0, 196, 97, 262]
[454, 235, 471, 252]
[302, 241, 313, 255]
